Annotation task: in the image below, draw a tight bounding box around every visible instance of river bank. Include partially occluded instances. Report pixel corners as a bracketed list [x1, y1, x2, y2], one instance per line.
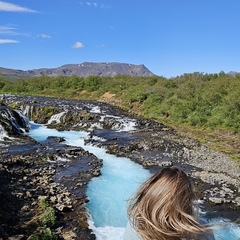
[0, 95, 239, 239]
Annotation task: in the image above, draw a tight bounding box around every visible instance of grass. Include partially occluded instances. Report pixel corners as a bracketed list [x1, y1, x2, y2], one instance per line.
[169, 124, 240, 164]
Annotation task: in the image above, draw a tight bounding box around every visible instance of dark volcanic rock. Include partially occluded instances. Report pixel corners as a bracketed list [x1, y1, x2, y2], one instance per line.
[0, 140, 101, 239]
[1, 95, 240, 239]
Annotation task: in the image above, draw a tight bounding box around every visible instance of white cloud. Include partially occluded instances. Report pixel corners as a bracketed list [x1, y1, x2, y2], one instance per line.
[0, 1, 37, 13]
[96, 44, 105, 48]
[0, 25, 18, 35]
[0, 39, 19, 44]
[72, 41, 84, 48]
[37, 34, 51, 39]
[0, 25, 32, 38]
[80, 2, 110, 9]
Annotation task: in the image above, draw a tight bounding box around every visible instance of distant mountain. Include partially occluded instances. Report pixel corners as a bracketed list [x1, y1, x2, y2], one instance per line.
[227, 71, 239, 77]
[0, 62, 155, 80]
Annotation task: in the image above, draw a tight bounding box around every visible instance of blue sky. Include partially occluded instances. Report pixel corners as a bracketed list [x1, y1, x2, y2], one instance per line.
[0, 0, 240, 77]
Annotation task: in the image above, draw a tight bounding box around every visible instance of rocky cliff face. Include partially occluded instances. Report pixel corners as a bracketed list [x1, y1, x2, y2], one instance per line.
[0, 62, 155, 78]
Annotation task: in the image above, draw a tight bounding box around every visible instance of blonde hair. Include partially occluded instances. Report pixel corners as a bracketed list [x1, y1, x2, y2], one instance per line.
[127, 167, 212, 240]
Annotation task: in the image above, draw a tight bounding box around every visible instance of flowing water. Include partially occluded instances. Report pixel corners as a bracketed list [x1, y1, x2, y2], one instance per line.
[28, 123, 240, 240]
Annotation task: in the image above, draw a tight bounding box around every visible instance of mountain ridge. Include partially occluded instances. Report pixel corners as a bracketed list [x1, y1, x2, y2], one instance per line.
[0, 62, 155, 79]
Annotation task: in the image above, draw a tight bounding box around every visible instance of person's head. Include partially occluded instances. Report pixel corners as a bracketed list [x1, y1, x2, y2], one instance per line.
[128, 167, 208, 240]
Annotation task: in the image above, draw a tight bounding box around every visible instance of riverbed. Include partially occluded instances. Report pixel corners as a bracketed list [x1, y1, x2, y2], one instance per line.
[27, 122, 240, 240]
[0, 95, 239, 239]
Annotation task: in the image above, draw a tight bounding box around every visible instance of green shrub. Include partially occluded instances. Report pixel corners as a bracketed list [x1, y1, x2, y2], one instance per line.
[28, 198, 57, 240]
[39, 206, 56, 228]
[0, 72, 239, 131]
[28, 228, 57, 240]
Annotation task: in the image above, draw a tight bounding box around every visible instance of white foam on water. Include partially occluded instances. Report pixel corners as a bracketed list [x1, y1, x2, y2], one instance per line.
[56, 156, 71, 162]
[100, 115, 136, 131]
[88, 122, 103, 130]
[90, 106, 102, 114]
[0, 125, 8, 140]
[208, 218, 240, 240]
[0, 125, 16, 146]
[22, 105, 30, 116]
[47, 156, 71, 163]
[88, 219, 125, 240]
[90, 135, 106, 142]
[47, 112, 66, 124]
[15, 109, 31, 130]
[27, 122, 240, 240]
[99, 116, 106, 122]
[86, 153, 151, 228]
[117, 119, 136, 132]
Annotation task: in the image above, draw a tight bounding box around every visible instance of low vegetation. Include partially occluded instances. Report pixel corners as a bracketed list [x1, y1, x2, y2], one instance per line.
[0, 72, 239, 160]
[28, 197, 57, 240]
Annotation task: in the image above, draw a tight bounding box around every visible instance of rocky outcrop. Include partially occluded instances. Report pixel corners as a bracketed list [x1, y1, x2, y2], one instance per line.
[0, 103, 30, 136]
[0, 102, 34, 147]
[0, 138, 101, 239]
[3, 96, 240, 209]
[0, 95, 240, 239]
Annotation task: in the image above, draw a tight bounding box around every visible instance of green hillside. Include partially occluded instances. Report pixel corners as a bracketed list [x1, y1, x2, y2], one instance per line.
[0, 72, 239, 160]
[0, 74, 30, 82]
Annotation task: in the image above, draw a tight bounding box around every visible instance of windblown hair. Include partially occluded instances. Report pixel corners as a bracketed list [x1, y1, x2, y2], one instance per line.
[127, 167, 212, 240]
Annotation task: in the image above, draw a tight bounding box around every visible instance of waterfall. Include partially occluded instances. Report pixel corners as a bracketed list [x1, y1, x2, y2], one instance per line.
[47, 111, 66, 124]
[26, 124, 240, 240]
[0, 104, 31, 134]
[22, 105, 34, 120]
[0, 124, 8, 141]
[1, 95, 239, 240]
[14, 109, 31, 130]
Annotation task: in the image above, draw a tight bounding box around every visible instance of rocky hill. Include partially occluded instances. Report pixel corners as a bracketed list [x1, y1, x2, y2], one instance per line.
[0, 62, 155, 79]
[227, 71, 239, 77]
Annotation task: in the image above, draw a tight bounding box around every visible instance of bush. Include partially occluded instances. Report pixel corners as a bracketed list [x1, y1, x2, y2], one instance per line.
[28, 228, 57, 240]
[27, 198, 57, 240]
[0, 72, 239, 131]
